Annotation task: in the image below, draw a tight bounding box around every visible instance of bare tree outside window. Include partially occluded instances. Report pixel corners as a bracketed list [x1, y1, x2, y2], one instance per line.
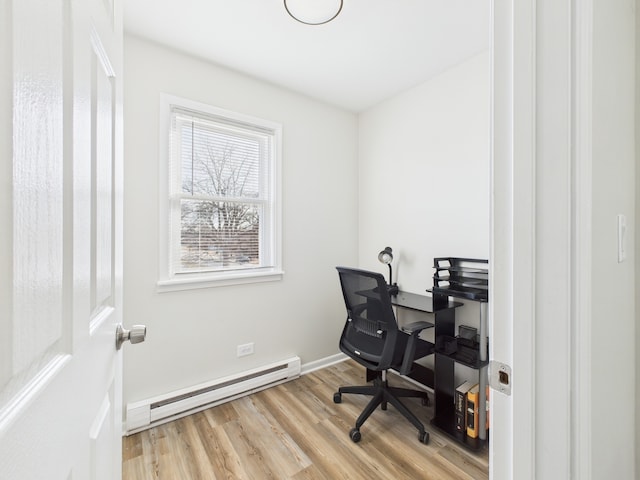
[179, 122, 264, 271]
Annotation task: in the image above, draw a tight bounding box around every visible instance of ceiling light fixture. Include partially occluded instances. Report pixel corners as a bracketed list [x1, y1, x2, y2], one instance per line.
[284, 0, 343, 25]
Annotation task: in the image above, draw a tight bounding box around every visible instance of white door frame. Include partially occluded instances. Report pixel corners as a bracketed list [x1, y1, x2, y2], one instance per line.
[490, 1, 536, 477]
[490, 0, 591, 477]
[571, 1, 594, 478]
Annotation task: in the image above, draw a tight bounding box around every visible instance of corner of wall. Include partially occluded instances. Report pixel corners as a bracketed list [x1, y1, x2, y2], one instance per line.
[635, 0, 640, 475]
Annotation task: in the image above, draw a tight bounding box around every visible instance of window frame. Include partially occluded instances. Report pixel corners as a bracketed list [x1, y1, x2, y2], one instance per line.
[157, 94, 283, 292]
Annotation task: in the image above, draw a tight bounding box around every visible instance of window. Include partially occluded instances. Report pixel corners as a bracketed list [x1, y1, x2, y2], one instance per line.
[158, 95, 282, 291]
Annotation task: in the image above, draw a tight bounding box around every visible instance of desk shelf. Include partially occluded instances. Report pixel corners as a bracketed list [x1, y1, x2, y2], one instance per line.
[431, 257, 488, 303]
[431, 410, 487, 450]
[376, 276, 488, 451]
[434, 348, 489, 370]
[393, 291, 461, 313]
[431, 257, 489, 451]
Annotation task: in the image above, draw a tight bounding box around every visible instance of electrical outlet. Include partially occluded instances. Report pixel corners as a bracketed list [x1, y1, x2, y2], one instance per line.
[237, 342, 254, 357]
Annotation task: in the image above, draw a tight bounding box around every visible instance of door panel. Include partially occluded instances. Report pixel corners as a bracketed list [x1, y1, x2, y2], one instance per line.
[91, 28, 115, 322]
[89, 388, 115, 480]
[91, 33, 115, 312]
[0, 0, 124, 478]
[10, 0, 66, 383]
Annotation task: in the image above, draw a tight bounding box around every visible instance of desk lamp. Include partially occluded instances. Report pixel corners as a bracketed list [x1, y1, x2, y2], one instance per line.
[378, 247, 399, 295]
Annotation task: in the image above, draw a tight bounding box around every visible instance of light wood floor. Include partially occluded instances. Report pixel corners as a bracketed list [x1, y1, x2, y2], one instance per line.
[123, 360, 488, 480]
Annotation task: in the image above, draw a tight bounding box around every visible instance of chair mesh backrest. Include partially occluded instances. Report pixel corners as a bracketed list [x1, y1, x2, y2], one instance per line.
[336, 267, 399, 369]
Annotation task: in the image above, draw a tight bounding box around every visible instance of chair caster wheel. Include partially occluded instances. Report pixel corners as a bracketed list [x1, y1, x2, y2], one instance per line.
[422, 396, 430, 407]
[333, 392, 342, 403]
[349, 428, 362, 443]
[381, 401, 387, 411]
[419, 431, 430, 444]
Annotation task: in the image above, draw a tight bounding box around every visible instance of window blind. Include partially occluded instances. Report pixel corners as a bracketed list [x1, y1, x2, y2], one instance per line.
[169, 106, 275, 275]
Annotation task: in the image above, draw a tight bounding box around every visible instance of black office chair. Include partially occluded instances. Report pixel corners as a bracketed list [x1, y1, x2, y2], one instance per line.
[333, 266, 435, 444]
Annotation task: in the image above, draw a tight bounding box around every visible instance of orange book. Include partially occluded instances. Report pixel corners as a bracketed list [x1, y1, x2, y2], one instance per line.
[485, 385, 490, 431]
[466, 384, 479, 438]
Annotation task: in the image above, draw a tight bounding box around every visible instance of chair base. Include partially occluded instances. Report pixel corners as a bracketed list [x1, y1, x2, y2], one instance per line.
[334, 375, 430, 444]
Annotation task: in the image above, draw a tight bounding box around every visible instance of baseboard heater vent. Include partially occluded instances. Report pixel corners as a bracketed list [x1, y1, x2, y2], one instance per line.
[125, 356, 301, 434]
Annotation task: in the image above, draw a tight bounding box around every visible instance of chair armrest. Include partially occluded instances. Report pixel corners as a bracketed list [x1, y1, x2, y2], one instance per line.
[399, 322, 434, 375]
[401, 321, 434, 335]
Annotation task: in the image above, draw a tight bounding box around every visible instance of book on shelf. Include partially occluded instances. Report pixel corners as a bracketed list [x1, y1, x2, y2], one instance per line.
[455, 381, 475, 433]
[485, 385, 490, 431]
[466, 384, 490, 438]
[466, 383, 480, 438]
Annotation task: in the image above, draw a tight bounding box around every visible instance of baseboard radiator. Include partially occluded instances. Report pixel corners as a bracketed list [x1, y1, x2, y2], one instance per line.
[125, 356, 301, 434]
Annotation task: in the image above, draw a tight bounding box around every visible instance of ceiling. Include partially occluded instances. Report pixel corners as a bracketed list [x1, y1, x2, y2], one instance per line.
[123, 0, 490, 112]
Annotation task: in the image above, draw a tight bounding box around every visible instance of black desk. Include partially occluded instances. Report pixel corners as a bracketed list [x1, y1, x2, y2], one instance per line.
[392, 290, 461, 314]
[389, 290, 487, 450]
[387, 291, 461, 389]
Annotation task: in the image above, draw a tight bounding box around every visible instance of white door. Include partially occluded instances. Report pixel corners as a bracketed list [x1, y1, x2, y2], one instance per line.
[0, 0, 131, 479]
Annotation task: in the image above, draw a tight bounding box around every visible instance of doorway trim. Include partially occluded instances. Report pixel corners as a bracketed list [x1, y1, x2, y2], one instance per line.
[490, 0, 592, 477]
[490, 0, 537, 477]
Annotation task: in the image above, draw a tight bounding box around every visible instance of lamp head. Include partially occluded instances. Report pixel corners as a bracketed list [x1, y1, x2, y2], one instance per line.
[378, 247, 398, 295]
[378, 247, 393, 265]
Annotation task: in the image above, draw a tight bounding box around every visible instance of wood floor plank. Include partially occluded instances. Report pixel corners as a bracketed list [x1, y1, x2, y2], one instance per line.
[232, 396, 312, 477]
[289, 464, 330, 480]
[123, 360, 488, 480]
[122, 456, 154, 480]
[161, 417, 215, 479]
[123, 433, 143, 461]
[202, 401, 239, 427]
[435, 444, 489, 479]
[139, 428, 161, 479]
[193, 412, 248, 480]
[255, 390, 360, 479]
[257, 388, 387, 480]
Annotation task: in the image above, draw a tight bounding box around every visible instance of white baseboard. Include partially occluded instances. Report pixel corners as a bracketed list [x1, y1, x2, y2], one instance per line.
[124, 356, 301, 435]
[122, 354, 351, 435]
[300, 352, 348, 375]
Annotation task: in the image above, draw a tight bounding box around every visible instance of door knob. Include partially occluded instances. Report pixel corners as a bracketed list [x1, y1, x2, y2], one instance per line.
[116, 324, 147, 350]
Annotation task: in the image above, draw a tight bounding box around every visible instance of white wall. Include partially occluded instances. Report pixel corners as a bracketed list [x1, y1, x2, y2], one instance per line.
[122, 35, 358, 405]
[590, 0, 636, 477]
[358, 52, 490, 336]
[636, 0, 640, 471]
[357, 52, 490, 292]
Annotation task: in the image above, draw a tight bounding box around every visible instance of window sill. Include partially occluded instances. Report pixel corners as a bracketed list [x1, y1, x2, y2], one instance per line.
[157, 269, 284, 293]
